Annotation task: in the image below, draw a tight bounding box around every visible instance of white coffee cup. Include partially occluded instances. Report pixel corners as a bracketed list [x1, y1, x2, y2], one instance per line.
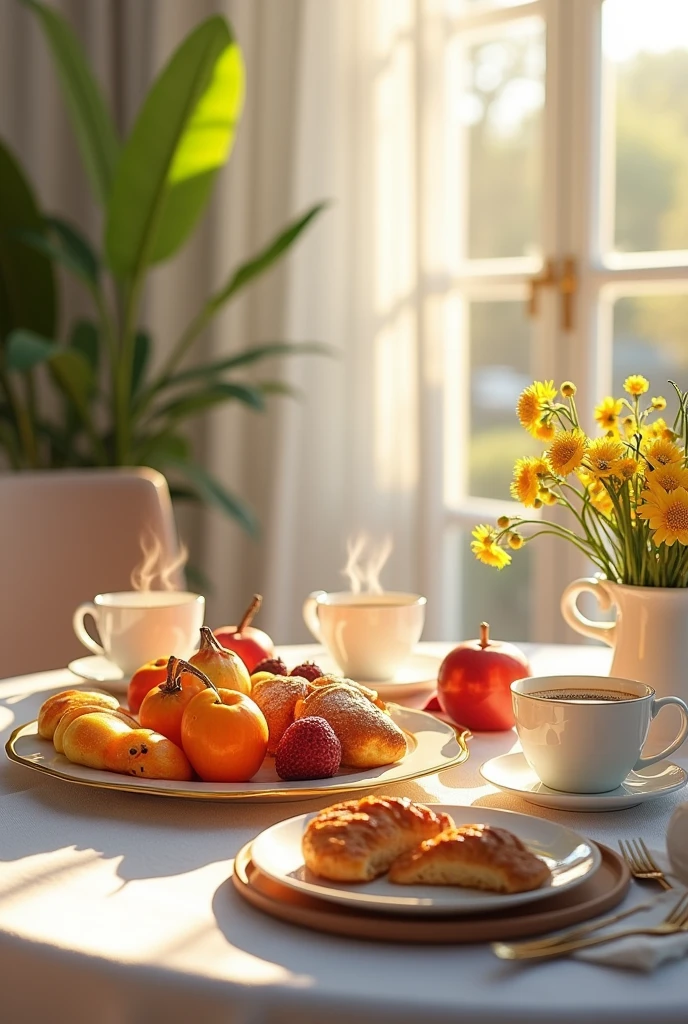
[302, 590, 426, 681]
[511, 674, 688, 794]
[73, 591, 205, 675]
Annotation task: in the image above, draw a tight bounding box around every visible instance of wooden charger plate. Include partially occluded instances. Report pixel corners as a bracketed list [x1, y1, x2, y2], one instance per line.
[232, 842, 630, 943]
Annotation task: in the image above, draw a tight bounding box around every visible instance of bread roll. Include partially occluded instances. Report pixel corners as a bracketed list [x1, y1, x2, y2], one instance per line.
[38, 690, 120, 739]
[294, 683, 406, 768]
[53, 704, 138, 754]
[61, 712, 134, 770]
[388, 824, 552, 893]
[303, 795, 454, 881]
[251, 675, 315, 753]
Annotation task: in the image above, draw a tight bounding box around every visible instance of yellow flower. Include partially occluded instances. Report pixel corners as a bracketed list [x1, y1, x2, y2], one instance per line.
[538, 488, 559, 506]
[497, 515, 510, 528]
[643, 417, 676, 442]
[471, 525, 511, 569]
[624, 374, 650, 396]
[615, 457, 639, 481]
[644, 438, 683, 467]
[651, 396, 667, 411]
[621, 415, 637, 439]
[507, 533, 524, 550]
[510, 457, 548, 507]
[561, 381, 577, 397]
[546, 430, 588, 476]
[637, 486, 688, 546]
[516, 381, 557, 438]
[588, 483, 614, 518]
[643, 463, 688, 493]
[533, 418, 556, 442]
[586, 437, 626, 478]
[594, 396, 623, 433]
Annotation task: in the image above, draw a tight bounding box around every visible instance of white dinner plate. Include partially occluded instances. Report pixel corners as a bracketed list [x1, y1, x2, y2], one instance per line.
[68, 655, 125, 688]
[250, 804, 600, 916]
[5, 705, 469, 802]
[480, 752, 688, 812]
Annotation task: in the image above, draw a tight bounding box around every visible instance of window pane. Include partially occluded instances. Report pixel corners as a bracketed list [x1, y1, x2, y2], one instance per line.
[464, 19, 545, 259]
[611, 293, 688, 421]
[468, 298, 539, 499]
[603, 0, 688, 254]
[454, 528, 532, 640]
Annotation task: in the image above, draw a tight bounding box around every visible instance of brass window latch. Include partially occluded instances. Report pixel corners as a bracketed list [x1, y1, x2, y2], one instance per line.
[527, 256, 578, 330]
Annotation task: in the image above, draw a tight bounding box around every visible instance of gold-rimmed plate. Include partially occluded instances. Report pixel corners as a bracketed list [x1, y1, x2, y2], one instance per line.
[5, 705, 469, 802]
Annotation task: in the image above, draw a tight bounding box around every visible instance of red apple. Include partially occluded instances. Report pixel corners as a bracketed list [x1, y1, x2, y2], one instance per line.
[437, 622, 530, 731]
[212, 594, 274, 673]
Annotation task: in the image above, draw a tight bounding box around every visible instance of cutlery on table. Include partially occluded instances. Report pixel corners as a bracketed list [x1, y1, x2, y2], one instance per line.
[492, 892, 688, 962]
[619, 838, 673, 890]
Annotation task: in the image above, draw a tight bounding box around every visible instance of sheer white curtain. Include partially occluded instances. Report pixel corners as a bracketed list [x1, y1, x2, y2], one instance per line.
[0, 0, 440, 643]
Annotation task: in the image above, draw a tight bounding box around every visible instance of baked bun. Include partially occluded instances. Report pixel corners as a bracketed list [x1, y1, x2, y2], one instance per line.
[303, 796, 454, 881]
[388, 824, 552, 893]
[38, 689, 120, 739]
[53, 704, 138, 754]
[61, 711, 134, 770]
[251, 675, 315, 753]
[312, 675, 386, 710]
[294, 683, 406, 768]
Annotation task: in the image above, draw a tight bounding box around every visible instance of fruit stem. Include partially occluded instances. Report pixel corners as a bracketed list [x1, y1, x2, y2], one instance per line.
[237, 594, 262, 634]
[159, 655, 183, 694]
[479, 622, 490, 649]
[199, 625, 223, 652]
[174, 658, 221, 699]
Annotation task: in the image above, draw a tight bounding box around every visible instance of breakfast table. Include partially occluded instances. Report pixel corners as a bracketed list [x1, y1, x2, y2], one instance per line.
[2, 641, 688, 1024]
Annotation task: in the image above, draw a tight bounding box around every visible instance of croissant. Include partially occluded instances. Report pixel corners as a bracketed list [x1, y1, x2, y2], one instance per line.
[303, 795, 454, 881]
[251, 675, 315, 753]
[294, 683, 406, 768]
[388, 824, 552, 893]
[38, 689, 120, 739]
[311, 675, 387, 710]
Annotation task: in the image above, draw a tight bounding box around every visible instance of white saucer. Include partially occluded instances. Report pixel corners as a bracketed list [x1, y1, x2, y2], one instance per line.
[275, 646, 440, 698]
[480, 752, 688, 812]
[68, 655, 126, 692]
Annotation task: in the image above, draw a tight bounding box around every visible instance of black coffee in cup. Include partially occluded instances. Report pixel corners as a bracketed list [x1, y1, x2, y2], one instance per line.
[534, 688, 637, 702]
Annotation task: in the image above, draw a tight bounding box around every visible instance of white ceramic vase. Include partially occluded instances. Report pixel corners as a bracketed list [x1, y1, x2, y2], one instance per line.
[561, 577, 688, 753]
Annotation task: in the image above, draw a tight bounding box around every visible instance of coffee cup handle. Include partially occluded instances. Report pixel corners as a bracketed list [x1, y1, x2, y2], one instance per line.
[560, 577, 617, 647]
[635, 696, 688, 770]
[73, 602, 105, 657]
[302, 591, 326, 643]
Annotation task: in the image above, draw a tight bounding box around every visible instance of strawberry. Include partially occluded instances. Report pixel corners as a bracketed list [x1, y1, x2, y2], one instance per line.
[289, 661, 324, 683]
[253, 656, 288, 676]
[275, 716, 342, 781]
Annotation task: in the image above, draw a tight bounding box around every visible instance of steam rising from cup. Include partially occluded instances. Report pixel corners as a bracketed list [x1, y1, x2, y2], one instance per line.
[342, 533, 393, 594]
[130, 529, 188, 592]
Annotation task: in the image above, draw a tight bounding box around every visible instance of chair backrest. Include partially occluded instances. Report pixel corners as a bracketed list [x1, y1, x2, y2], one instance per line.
[0, 468, 183, 677]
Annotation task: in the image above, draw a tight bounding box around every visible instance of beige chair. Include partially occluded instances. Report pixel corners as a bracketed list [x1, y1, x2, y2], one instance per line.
[0, 468, 183, 677]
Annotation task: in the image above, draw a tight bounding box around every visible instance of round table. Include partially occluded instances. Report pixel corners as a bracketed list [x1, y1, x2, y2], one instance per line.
[1, 642, 687, 1024]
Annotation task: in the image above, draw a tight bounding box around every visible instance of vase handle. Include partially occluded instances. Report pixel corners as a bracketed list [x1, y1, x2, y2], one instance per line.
[560, 577, 617, 647]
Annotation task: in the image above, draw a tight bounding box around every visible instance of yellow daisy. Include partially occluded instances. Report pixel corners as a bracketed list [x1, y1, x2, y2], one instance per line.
[561, 381, 577, 397]
[538, 488, 559, 506]
[637, 486, 688, 546]
[643, 417, 676, 442]
[516, 381, 557, 438]
[624, 375, 650, 396]
[615, 457, 640, 481]
[510, 457, 548, 507]
[471, 525, 511, 569]
[546, 430, 588, 476]
[651, 396, 667, 411]
[644, 438, 683, 468]
[586, 437, 626, 478]
[594, 396, 623, 433]
[533, 418, 556, 442]
[588, 483, 614, 518]
[507, 533, 524, 550]
[643, 463, 688, 494]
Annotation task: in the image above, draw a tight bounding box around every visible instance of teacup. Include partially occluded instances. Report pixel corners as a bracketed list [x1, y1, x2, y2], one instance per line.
[302, 590, 426, 681]
[73, 591, 205, 675]
[511, 674, 688, 794]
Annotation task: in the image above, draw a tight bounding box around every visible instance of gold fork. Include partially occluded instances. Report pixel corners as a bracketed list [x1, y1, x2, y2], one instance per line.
[620, 838, 673, 890]
[492, 891, 688, 961]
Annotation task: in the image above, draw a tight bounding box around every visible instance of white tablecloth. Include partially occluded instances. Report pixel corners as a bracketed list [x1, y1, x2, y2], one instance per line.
[2, 642, 688, 1024]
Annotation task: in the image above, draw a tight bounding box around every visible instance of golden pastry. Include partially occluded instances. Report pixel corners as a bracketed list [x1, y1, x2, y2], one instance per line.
[312, 675, 387, 710]
[303, 795, 454, 881]
[294, 683, 406, 768]
[53, 703, 138, 754]
[388, 824, 552, 893]
[37, 689, 120, 740]
[251, 675, 315, 754]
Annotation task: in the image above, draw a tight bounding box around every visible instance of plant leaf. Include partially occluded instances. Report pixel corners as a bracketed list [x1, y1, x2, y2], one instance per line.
[165, 458, 258, 535]
[162, 341, 333, 386]
[105, 15, 244, 277]
[47, 216, 99, 283]
[69, 321, 99, 390]
[134, 431, 190, 465]
[204, 203, 327, 316]
[153, 381, 265, 424]
[21, 0, 119, 206]
[258, 379, 305, 400]
[6, 328, 93, 411]
[132, 330, 150, 395]
[0, 140, 56, 341]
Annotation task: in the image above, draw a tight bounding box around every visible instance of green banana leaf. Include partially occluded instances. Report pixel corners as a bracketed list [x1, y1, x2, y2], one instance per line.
[161, 342, 333, 388]
[21, 0, 119, 206]
[152, 381, 265, 425]
[0, 141, 56, 341]
[131, 330, 151, 396]
[105, 15, 244, 278]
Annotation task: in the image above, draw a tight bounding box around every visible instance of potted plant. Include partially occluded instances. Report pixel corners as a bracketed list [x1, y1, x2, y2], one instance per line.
[0, 1, 328, 534]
